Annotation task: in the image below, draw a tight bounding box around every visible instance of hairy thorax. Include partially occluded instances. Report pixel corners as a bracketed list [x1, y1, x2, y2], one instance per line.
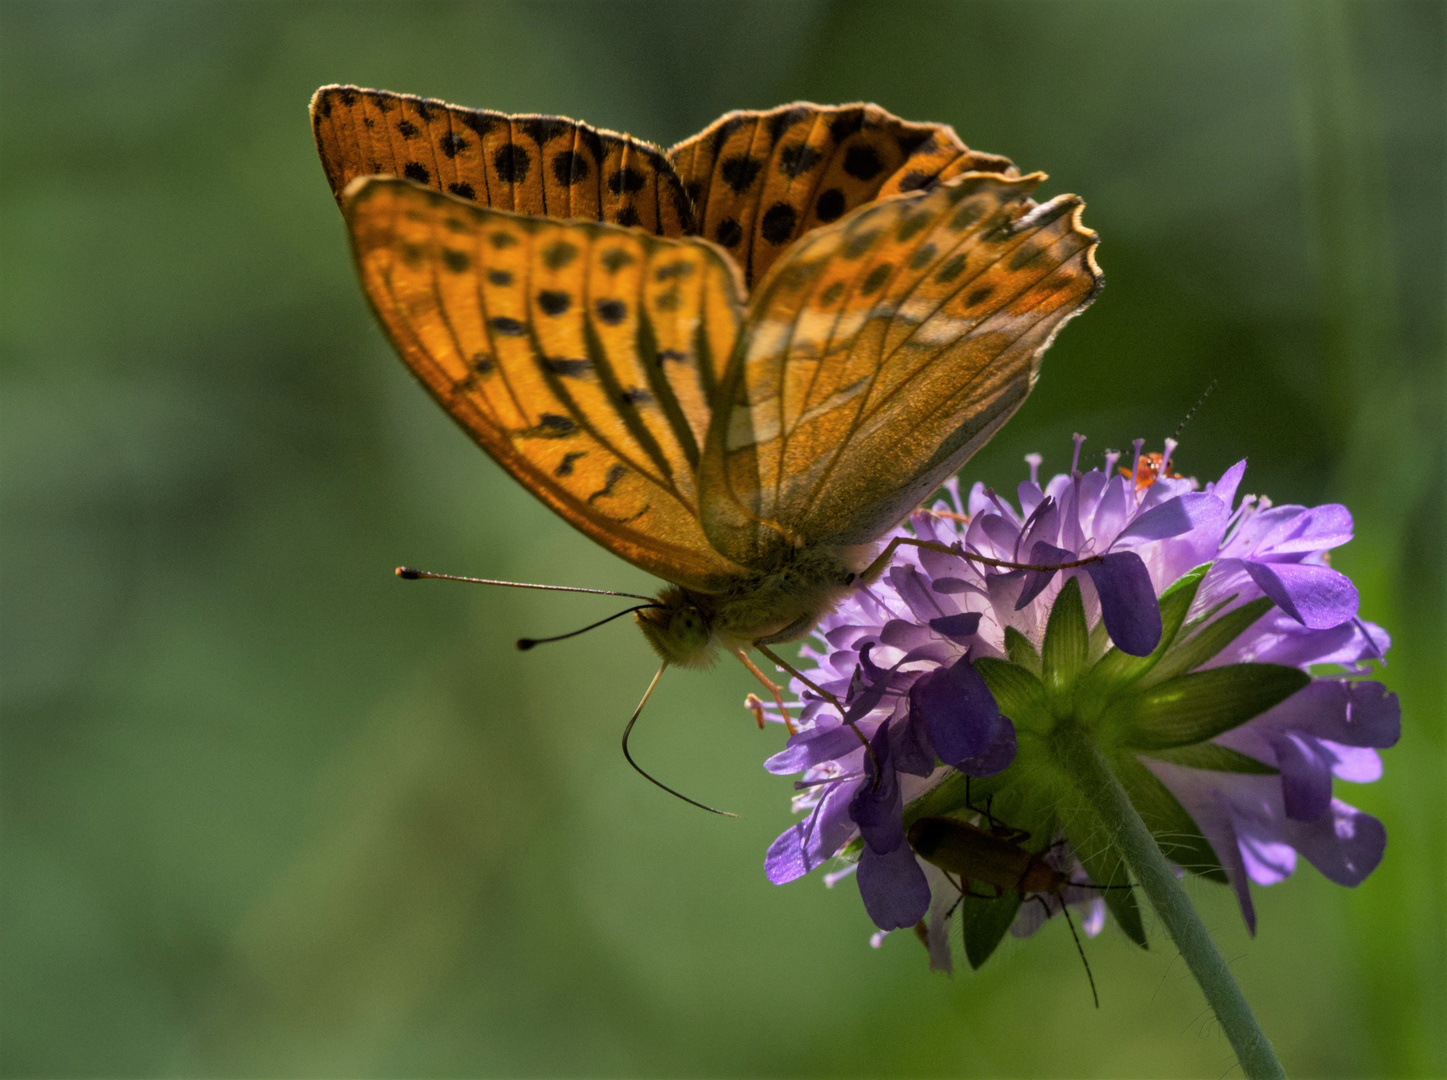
[635, 543, 878, 667]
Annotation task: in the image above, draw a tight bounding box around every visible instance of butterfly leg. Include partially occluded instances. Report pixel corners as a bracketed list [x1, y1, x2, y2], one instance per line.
[734, 649, 796, 734]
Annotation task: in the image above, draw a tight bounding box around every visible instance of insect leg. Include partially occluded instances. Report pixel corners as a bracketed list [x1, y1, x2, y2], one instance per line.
[1059, 899, 1100, 1009]
[734, 649, 795, 733]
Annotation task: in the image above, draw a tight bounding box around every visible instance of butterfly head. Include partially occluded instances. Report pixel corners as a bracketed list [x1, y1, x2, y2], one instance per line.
[636, 587, 716, 668]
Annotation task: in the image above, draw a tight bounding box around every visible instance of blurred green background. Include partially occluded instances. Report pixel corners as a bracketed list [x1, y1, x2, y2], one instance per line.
[1, 1, 1442, 1076]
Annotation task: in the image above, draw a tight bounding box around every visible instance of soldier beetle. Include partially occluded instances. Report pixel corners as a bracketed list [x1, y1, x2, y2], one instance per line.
[908, 812, 1134, 1006]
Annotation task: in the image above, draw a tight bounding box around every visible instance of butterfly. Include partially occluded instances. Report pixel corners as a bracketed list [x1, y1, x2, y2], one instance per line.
[311, 86, 1101, 746]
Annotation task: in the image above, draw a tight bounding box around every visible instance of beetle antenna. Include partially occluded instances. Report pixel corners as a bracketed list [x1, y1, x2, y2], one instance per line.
[517, 605, 660, 650]
[1172, 378, 1217, 440]
[622, 663, 739, 818]
[396, 566, 655, 602]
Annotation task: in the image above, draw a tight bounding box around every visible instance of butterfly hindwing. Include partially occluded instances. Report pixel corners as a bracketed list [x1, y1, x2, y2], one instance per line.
[313, 85, 696, 236]
[667, 102, 1016, 289]
[343, 176, 747, 592]
[699, 172, 1102, 568]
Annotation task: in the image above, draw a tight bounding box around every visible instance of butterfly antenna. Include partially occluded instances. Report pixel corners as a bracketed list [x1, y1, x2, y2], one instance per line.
[1172, 378, 1218, 441]
[517, 605, 660, 650]
[622, 663, 740, 818]
[395, 566, 655, 602]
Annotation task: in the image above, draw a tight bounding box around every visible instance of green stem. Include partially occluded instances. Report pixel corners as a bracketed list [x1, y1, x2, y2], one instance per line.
[1054, 725, 1287, 1080]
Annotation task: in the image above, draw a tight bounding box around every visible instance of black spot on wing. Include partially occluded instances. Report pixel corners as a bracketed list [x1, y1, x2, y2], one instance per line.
[587, 463, 627, 502]
[935, 254, 968, 283]
[909, 242, 938, 270]
[616, 205, 641, 227]
[860, 263, 893, 295]
[555, 451, 587, 476]
[760, 202, 797, 244]
[488, 269, 512, 286]
[715, 218, 743, 247]
[404, 161, 430, 183]
[843, 144, 883, 181]
[897, 171, 938, 193]
[460, 111, 498, 138]
[767, 106, 811, 141]
[397, 119, 418, 139]
[595, 299, 627, 325]
[527, 413, 578, 438]
[608, 167, 648, 194]
[720, 154, 762, 193]
[493, 145, 530, 182]
[491, 316, 526, 336]
[829, 110, 865, 142]
[815, 188, 846, 222]
[441, 133, 468, 157]
[542, 240, 579, 269]
[897, 130, 935, 156]
[621, 387, 652, 405]
[442, 249, 470, 272]
[538, 290, 571, 315]
[517, 117, 573, 144]
[778, 142, 823, 178]
[552, 151, 590, 185]
[601, 248, 635, 272]
[449, 181, 476, 199]
[966, 286, 994, 307]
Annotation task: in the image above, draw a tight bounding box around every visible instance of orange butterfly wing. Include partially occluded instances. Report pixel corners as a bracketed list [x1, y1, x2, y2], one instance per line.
[342, 176, 747, 593]
[667, 102, 1015, 288]
[698, 172, 1102, 568]
[313, 85, 695, 236]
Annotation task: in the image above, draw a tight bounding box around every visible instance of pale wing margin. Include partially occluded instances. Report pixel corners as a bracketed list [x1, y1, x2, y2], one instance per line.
[342, 176, 748, 593]
[700, 173, 1102, 567]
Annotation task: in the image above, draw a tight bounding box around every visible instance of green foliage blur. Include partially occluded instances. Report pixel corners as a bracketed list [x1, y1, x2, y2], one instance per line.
[2, 2, 1442, 1076]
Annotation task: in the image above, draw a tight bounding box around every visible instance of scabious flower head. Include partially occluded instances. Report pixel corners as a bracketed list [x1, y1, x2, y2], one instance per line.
[762, 436, 1398, 970]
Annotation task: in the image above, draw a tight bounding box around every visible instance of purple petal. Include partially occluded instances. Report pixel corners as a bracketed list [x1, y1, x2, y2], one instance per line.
[890, 711, 938, 778]
[953, 717, 1017, 777]
[1245, 679, 1400, 748]
[931, 577, 972, 593]
[849, 726, 903, 853]
[1283, 799, 1386, 886]
[857, 843, 932, 930]
[1266, 730, 1335, 822]
[1084, 552, 1162, 656]
[1113, 492, 1229, 546]
[879, 619, 933, 651]
[1014, 541, 1074, 611]
[764, 783, 857, 884]
[1243, 560, 1359, 629]
[1256, 503, 1354, 555]
[978, 513, 1021, 554]
[764, 724, 862, 775]
[1209, 459, 1247, 511]
[908, 655, 1002, 766]
[888, 564, 946, 623]
[929, 611, 983, 643]
[1319, 742, 1383, 783]
[1091, 473, 1131, 540]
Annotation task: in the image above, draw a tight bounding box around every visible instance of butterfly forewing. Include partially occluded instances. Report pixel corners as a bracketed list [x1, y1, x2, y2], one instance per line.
[699, 173, 1102, 567]
[313, 85, 695, 235]
[344, 176, 747, 592]
[667, 102, 1015, 289]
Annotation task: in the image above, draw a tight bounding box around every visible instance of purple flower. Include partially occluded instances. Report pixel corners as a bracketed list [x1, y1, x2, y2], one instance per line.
[759, 436, 1397, 967]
